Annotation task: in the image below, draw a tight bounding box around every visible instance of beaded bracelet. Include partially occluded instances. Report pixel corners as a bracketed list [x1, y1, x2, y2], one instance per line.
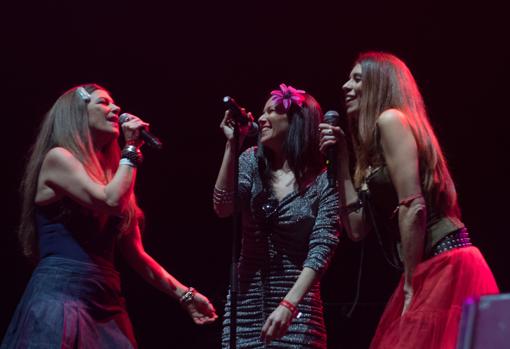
[121, 145, 143, 167]
[119, 158, 136, 168]
[179, 287, 195, 305]
[280, 300, 302, 318]
[213, 186, 234, 205]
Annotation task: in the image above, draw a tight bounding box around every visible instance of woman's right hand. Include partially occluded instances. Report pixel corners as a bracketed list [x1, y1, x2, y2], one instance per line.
[219, 110, 254, 142]
[121, 114, 149, 146]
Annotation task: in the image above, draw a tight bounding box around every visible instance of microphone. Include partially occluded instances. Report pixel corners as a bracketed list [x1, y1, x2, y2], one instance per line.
[223, 96, 258, 136]
[324, 110, 341, 187]
[119, 113, 163, 149]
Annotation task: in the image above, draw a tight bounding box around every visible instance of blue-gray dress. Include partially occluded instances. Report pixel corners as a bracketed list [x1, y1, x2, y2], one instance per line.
[1, 200, 136, 348]
[222, 147, 340, 348]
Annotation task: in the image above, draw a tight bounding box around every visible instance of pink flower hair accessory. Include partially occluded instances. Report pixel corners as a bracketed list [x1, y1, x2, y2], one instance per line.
[270, 83, 306, 111]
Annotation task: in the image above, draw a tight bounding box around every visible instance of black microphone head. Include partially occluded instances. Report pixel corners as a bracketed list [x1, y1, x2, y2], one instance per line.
[223, 96, 240, 109]
[223, 95, 245, 119]
[223, 96, 240, 115]
[324, 110, 341, 126]
[223, 96, 258, 136]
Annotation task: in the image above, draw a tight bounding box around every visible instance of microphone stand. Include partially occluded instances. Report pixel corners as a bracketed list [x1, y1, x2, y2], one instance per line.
[223, 96, 254, 348]
[229, 119, 241, 349]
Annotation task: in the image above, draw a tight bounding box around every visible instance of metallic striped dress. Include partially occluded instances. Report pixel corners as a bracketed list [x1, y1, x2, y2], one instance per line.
[222, 147, 340, 348]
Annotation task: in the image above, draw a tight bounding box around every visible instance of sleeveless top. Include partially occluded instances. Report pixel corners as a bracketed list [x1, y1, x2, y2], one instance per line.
[363, 165, 464, 262]
[36, 198, 121, 267]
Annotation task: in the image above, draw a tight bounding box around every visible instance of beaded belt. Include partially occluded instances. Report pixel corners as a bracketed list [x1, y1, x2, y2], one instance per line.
[431, 228, 472, 257]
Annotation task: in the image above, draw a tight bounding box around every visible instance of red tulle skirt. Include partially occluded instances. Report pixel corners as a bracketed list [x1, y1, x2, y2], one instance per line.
[370, 246, 499, 349]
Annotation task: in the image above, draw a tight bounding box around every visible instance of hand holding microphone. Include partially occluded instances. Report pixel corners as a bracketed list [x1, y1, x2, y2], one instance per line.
[119, 113, 163, 149]
[221, 96, 258, 140]
[319, 111, 345, 187]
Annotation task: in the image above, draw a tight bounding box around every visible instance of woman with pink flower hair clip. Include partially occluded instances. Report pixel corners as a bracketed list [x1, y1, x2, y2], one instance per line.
[214, 84, 340, 348]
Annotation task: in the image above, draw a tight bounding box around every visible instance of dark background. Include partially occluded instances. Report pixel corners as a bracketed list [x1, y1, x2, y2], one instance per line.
[1, 1, 508, 348]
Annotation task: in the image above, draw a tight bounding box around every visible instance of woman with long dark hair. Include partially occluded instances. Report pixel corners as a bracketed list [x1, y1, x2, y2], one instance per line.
[214, 84, 340, 348]
[319, 52, 498, 348]
[2, 84, 217, 348]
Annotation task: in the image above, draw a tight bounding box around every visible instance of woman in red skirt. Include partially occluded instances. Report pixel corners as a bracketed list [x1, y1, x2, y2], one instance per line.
[319, 52, 499, 348]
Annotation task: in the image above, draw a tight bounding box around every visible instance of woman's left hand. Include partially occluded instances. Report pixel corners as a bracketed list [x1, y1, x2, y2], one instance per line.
[260, 305, 294, 343]
[402, 281, 414, 315]
[182, 291, 218, 325]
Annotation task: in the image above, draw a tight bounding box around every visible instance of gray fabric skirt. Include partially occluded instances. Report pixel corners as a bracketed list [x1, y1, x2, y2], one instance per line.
[1, 256, 136, 349]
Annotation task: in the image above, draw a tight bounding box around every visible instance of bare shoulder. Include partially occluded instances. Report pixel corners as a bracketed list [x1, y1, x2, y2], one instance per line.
[376, 109, 413, 139]
[37, 148, 75, 204]
[43, 147, 80, 170]
[41, 147, 87, 183]
[376, 109, 408, 129]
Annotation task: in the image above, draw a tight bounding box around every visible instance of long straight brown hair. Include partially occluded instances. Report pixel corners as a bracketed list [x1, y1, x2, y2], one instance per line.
[19, 84, 143, 261]
[351, 52, 460, 218]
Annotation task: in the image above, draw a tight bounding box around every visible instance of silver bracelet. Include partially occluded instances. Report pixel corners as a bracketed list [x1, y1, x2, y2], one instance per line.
[213, 186, 234, 205]
[121, 145, 143, 167]
[119, 158, 136, 168]
[179, 287, 195, 305]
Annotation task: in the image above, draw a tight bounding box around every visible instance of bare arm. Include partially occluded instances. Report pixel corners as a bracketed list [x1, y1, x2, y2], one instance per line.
[37, 114, 148, 214]
[377, 109, 427, 314]
[213, 140, 237, 217]
[119, 225, 218, 324]
[213, 110, 252, 217]
[319, 123, 368, 241]
[38, 147, 136, 214]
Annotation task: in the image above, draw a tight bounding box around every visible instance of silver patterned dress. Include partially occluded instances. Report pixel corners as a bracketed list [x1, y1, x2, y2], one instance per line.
[221, 147, 340, 348]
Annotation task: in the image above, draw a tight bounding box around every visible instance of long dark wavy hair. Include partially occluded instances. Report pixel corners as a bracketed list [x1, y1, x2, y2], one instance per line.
[19, 84, 143, 261]
[257, 91, 325, 192]
[350, 52, 460, 218]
